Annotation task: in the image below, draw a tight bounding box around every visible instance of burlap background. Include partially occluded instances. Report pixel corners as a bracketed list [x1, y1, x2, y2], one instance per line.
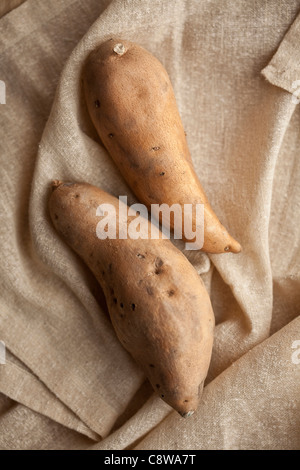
[0, 0, 299, 449]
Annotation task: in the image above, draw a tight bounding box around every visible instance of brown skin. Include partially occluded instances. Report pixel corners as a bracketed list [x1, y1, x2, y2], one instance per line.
[82, 38, 241, 254]
[49, 181, 215, 416]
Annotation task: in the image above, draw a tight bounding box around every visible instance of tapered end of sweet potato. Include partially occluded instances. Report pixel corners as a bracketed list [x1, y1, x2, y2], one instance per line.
[200, 216, 242, 254]
[51, 180, 64, 191]
[179, 410, 195, 418]
[224, 237, 242, 254]
[164, 378, 205, 418]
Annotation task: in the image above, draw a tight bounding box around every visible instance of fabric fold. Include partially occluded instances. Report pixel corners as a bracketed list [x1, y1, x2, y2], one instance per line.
[134, 317, 300, 450]
[0, 350, 100, 441]
[262, 9, 300, 98]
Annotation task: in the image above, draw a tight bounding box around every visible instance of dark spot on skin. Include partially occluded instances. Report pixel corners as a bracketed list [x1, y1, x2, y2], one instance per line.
[184, 400, 189, 403]
[54, 214, 58, 220]
[94, 100, 100, 108]
[161, 394, 165, 398]
[168, 289, 175, 297]
[146, 286, 154, 296]
[89, 252, 93, 257]
[180, 411, 194, 418]
[184, 131, 187, 136]
[130, 162, 139, 169]
[131, 303, 136, 311]
[156, 384, 160, 389]
[120, 313, 124, 318]
[120, 303, 124, 308]
[124, 117, 137, 130]
[159, 172, 165, 176]
[102, 271, 105, 276]
[108, 133, 114, 138]
[137, 253, 145, 259]
[224, 246, 230, 252]
[113, 298, 117, 304]
[155, 257, 164, 275]
[152, 146, 160, 151]
[137, 87, 149, 100]
[75, 194, 79, 198]
[149, 364, 155, 368]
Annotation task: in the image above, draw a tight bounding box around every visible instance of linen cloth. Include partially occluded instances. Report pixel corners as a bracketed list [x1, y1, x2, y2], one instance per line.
[0, 0, 299, 450]
[0, 0, 26, 19]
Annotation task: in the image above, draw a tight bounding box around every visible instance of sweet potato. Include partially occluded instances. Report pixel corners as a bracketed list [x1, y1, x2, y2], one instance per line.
[82, 38, 241, 254]
[49, 181, 214, 416]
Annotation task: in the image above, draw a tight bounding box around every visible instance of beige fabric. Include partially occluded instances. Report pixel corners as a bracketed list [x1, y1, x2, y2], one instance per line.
[136, 318, 300, 450]
[0, 0, 26, 18]
[0, 350, 100, 440]
[0, 402, 94, 450]
[0, 0, 299, 450]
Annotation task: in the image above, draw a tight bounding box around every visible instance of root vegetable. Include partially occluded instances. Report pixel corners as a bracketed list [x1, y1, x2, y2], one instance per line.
[49, 181, 215, 416]
[83, 38, 241, 254]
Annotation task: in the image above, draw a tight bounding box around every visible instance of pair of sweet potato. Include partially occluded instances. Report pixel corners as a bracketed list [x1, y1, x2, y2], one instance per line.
[49, 39, 240, 417]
